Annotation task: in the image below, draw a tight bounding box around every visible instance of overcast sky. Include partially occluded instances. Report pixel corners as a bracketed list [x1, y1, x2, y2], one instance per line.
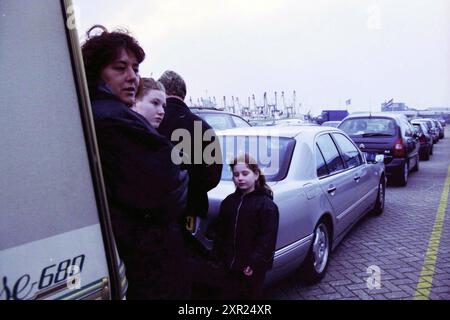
[73, 0, 450, 114]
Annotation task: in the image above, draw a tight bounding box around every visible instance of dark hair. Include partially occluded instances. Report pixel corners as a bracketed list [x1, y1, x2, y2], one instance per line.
[158, 70, 187, 100]
[230, 154, 273, 197]
[136, 78, 165, 101]
[81, 25, 146, 94]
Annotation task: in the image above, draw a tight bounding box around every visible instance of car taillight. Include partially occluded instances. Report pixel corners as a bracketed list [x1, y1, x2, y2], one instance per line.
[393, 139, 406, 157]
[419, 135, 427, 144]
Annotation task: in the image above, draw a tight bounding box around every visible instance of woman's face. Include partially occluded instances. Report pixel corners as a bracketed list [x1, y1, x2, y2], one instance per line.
[100, 48, 139, 106]
[232, 163, 259, 194]
[133, 90, 166, 128]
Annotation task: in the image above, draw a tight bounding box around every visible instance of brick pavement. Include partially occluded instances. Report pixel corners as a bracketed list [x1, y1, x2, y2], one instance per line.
[266, 127, 450, 300]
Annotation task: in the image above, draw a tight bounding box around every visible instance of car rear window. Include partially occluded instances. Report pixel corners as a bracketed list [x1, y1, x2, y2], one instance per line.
[218, 136, 296, 181]
[199, 113, 234, 130]
[231, 115, 251, 128]
[339, 117, 396, 137]
[412, 123, 423, 134]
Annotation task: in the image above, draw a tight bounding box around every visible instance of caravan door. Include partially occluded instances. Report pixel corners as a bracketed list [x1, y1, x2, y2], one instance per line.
[0, 0, 122, 300]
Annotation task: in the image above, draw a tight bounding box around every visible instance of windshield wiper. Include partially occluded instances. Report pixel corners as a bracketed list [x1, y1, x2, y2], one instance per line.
[362, 133, 393, 137]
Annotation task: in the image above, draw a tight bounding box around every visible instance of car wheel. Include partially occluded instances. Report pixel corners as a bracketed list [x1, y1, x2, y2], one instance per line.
[396, 161, 408, 186]
[372, 178, 385, 215]
[412, 155, 419, 172]
[422, 149, 430, 161]
[301, 221, 330, 284]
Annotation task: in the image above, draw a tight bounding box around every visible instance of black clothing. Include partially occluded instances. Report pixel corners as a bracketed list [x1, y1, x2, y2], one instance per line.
[158, 97, 222, 219]
[194, 187, 279, 300]
[91, 90, 189, 299]
[190, 257, 266, 300]
[211, 188, 279, 274]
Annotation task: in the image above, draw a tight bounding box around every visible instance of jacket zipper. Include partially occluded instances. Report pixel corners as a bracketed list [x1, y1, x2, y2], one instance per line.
[230, 194, 244, 269]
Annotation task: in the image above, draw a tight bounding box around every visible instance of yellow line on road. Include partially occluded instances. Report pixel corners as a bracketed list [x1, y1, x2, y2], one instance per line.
[414, 164, 450, 300]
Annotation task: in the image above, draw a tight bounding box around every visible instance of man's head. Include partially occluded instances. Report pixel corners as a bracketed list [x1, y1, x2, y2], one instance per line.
[158, 70, 187, 100]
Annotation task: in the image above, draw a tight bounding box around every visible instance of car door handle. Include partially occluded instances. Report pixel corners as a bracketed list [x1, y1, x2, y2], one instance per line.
[327, 186, 337, 194]
[354, 175, 361, 182]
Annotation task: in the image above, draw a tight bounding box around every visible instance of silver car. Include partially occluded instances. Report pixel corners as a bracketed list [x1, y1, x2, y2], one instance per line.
[194, 126, 386, 285]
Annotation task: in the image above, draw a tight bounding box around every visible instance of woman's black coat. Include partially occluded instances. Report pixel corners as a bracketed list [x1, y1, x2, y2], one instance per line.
[211, 188, 279, 273]
[91, 91, 189, 299]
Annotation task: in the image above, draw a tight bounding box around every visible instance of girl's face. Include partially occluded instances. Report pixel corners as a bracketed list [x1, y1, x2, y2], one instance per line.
[232, 163, 259, 195]
[100, 48, 140, 106]
[133, 90, 166, 128]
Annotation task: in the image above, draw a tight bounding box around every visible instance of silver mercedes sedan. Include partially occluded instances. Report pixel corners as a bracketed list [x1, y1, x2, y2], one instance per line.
[194, 125, 386, 285]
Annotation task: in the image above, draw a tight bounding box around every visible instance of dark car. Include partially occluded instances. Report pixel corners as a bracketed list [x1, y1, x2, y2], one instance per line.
[338, 112, 420, 186]
[411, 120, 433, 160]
[321, 120, 341, 128]
[190, 107, 251, 131]
[433, 119, 445, 139]
[414, 118, 440, 143]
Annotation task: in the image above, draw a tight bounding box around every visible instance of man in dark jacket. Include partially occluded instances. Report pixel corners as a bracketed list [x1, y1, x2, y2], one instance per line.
[158, 70, 223, 226]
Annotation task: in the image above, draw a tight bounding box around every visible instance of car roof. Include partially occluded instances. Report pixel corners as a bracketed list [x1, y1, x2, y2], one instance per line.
[411, 121, 427, 127]
[344, 112, 406, 120]
[217, 125, 338, 138]
[412, 118, 433, 123]
[190, 107, 234, 115]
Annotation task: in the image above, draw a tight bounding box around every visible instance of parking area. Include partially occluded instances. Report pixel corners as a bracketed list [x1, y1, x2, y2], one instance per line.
[266, 127, 450, 300]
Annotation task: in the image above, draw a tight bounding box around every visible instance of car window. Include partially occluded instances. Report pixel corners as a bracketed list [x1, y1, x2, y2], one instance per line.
[316, 134, 345, 174]
[200, 113, 233, 130]
[412, 123, 423, 134]
[418, 120, 432, 130]
[433, 120, 442, 129]
[315, 144, 329, 178]
[426, 120, 436, 128]
[218, 136, 296, 181]
[332, 133, 362, 169]
[338, 117, 396, 137]
[231, 115, 251, 128]
[400, 119, 412, 137]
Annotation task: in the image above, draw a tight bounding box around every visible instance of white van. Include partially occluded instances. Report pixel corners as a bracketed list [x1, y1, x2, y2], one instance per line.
[0, 0, 125, 300]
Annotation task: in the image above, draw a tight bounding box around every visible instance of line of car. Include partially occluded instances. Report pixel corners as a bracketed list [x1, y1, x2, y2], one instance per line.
[336, 113, 445, 186]
[191, 107, 446, 287]
[191, 109, 386, 286]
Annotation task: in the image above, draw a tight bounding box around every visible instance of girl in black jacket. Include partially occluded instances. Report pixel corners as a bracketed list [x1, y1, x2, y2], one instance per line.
[211, 153, 279, 299]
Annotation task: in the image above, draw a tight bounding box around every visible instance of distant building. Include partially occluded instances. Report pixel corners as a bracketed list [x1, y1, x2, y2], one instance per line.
[381, 102, 408, 111]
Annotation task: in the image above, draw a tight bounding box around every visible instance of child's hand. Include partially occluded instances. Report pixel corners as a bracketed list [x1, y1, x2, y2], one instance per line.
[243, 266, 253, 277]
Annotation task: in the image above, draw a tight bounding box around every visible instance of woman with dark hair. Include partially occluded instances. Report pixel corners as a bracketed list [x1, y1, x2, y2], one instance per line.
[81, 25, 189, 299]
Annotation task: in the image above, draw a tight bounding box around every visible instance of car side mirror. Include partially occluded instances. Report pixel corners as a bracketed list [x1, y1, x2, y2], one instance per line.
[374, 154, 385, 163]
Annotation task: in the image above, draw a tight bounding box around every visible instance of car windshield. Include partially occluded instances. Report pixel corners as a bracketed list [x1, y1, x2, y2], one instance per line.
[415, 120, 432, 129]
[339, 118, 396, 137]
[412, 123, 423, 134]
[217, 135, 296, 181]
